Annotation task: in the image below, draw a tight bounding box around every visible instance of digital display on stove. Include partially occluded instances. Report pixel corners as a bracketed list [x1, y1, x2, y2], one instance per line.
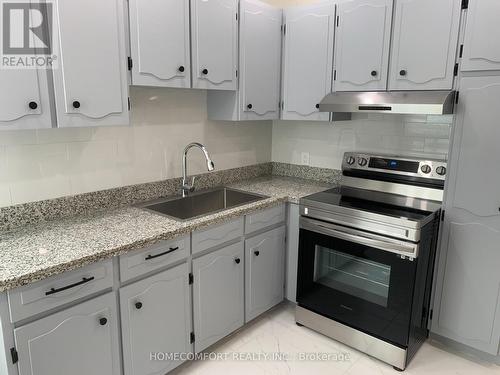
[368, 157, 419, 173]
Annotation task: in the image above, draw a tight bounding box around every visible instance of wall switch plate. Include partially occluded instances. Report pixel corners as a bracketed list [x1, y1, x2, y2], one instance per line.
[301, 152, 310, 166]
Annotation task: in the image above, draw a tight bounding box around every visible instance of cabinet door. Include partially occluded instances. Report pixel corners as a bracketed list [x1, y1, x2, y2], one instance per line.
[52, 0, 129, 127]
[0, 68, 52, 130]
[333, 0, 392, 92]
[14, 293, 120, 375]
[431, 76, 500, 355]
[245, 226, 285, 322]
[191, 0, 238, 90]
[239, 0, 282, 120]
[120, 263, 191, 375]
[388, 0, 460, 91]
[281, 2, 335, 121]
[193, 242, 244, 352]
[461, 0, 500, 72]
[129, 0, 191, 88]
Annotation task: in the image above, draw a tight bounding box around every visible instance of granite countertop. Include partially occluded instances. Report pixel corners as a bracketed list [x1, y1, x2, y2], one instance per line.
[0, 176, 331, 293]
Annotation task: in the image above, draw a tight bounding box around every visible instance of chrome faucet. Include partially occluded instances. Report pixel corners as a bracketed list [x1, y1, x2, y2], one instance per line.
[181, 142, 215, 197]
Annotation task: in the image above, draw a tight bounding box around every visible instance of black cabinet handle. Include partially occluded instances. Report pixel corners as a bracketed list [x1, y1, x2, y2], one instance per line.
[202, 68, 208, 75]
[399, 69, 407, 76]
[28, 101, 38, 110]
[315, 104, 320, 109]
[179, 66, 185, 72]
[72, 101, 81, 109]
[247, 104, 253, 109]
[235, 258, 241, 264]
[45, 276, 95, 296]
[99, 317, 108, 326]
[254, 250, 260, 256]
[145, 246, 179, 261]
[371, 70, 377, 77]
[135, 302, 143, 310]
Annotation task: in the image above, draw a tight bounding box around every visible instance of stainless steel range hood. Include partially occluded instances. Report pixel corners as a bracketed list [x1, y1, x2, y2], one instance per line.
[319, 91, 456, 115]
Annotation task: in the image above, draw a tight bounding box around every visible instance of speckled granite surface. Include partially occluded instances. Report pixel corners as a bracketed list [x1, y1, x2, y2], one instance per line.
[0, 176, 331, 292]
[272, 162, 342, 185]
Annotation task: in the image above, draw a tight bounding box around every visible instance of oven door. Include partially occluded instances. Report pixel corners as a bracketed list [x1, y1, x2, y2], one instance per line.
[297, 217, 418, 348]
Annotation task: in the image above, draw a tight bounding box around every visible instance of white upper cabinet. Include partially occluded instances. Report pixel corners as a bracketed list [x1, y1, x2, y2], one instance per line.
[206, 0, 282, 121]
[191, 0, 238, 90]
[0, 68, 52, 130]
[333, 0, 393, 92]
[388, 0, 461, 91]
[128, 0, 191, 88]
[52, 0, 129, 127]
[281, 2, 335, 121]
[239, 0, 282, 120]
[461, 0, 500, 72]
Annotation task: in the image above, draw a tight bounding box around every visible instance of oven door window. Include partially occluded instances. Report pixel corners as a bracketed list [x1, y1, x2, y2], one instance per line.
[297, 228, 417, 347]
[314, 246, 391, 307]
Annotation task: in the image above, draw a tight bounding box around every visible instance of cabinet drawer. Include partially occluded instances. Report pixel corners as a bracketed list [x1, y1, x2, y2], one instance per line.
[8, 260, 113, 323]
[245, 205, 285, 234]
[192, 217, 243, 255]
[120, 236, 190, 282]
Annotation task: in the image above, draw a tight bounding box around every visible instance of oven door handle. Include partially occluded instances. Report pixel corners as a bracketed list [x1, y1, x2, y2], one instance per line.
[301, 218, 418, 258]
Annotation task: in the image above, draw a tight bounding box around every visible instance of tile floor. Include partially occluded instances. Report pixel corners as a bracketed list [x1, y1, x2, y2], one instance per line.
[172, 303, 500, 375]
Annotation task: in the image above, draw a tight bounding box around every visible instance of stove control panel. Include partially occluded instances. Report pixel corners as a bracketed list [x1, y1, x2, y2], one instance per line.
[342, 152, 447, 181]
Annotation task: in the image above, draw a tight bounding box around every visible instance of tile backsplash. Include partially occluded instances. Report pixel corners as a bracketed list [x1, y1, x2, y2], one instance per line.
[0, 87, 273, 208]
[271, 113, 453, 170]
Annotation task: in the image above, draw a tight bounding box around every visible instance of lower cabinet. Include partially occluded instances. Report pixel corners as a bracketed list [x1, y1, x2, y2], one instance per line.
[13, 293, 120, 375]
[192, 242, 245, 352]
[120, 263, 191, 375]
[245, 226, 286, 322]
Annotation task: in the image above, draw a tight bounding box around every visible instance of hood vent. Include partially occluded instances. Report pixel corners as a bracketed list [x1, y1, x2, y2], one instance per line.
[319, 91, 456, 115]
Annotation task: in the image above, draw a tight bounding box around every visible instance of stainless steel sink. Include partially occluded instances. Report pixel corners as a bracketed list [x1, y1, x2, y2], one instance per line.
[140, 187, 267, 221]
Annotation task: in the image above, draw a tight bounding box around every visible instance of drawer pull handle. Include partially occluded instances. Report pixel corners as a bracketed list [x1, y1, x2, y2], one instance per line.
[45, 276, 95, 296]
[145, 246, 179, 261]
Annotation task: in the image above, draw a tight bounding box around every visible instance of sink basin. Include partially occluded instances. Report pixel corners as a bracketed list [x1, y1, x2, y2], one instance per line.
[140, 187, 267, 221]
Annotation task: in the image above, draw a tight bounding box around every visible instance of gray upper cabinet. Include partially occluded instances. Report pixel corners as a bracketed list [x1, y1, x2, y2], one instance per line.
[388, 0, 461, 91]
[120, 263, 191, 375]
[461, 0, 500, 72]
[128, 0, 191, 88]
[14, 293, 120, 375]
[192, 242, 244, 352]
[245, 226, 286, 322]
[333, 0, 393, 92]
[191, 0, 238, 90]
[281, 2, 335, 121]
[431, 76, 500, 355]
[52, 0, 129, 127]
[207, 0, 282, 121]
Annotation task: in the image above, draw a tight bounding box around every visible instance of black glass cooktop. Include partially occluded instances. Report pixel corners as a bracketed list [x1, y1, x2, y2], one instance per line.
[302, 187, 432, 222]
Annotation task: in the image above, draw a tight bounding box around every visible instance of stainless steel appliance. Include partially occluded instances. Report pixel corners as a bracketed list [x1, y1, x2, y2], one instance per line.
[296, 152, 446, 371]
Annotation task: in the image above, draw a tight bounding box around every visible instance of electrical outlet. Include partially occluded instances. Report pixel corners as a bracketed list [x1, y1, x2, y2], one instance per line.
[301, 152, 310, 166]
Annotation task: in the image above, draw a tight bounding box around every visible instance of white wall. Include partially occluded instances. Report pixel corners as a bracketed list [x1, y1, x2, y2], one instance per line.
[272, 114, 453, 169]
[0, 87, 272, 207]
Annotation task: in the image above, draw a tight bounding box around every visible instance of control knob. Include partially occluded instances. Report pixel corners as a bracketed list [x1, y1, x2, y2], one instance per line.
[346, 156, 356, 165]
[420, 164, 432, 174]
[436, 166, 447, 176]
[358, 158, 368, 167]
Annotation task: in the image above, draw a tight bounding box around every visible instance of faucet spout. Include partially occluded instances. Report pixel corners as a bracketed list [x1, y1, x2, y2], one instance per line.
[182, 143, 215, 197]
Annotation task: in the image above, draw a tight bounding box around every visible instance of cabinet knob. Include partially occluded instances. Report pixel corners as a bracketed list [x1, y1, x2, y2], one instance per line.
[315, 104, 320, 109]
[135, 302, 143, 310]
[371, 70, 377, 77]
[247, 104, 253, 109]
[99, 317, 108, 326]
[234, 258, 241, 264]
[399, 69, 407, 76]
[202, 68, 208, 75]
[72, 101, 81, 109]
[254, 250, 260, 256]
[28, 101, 38, 110]
[178, 66, 185, 73]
